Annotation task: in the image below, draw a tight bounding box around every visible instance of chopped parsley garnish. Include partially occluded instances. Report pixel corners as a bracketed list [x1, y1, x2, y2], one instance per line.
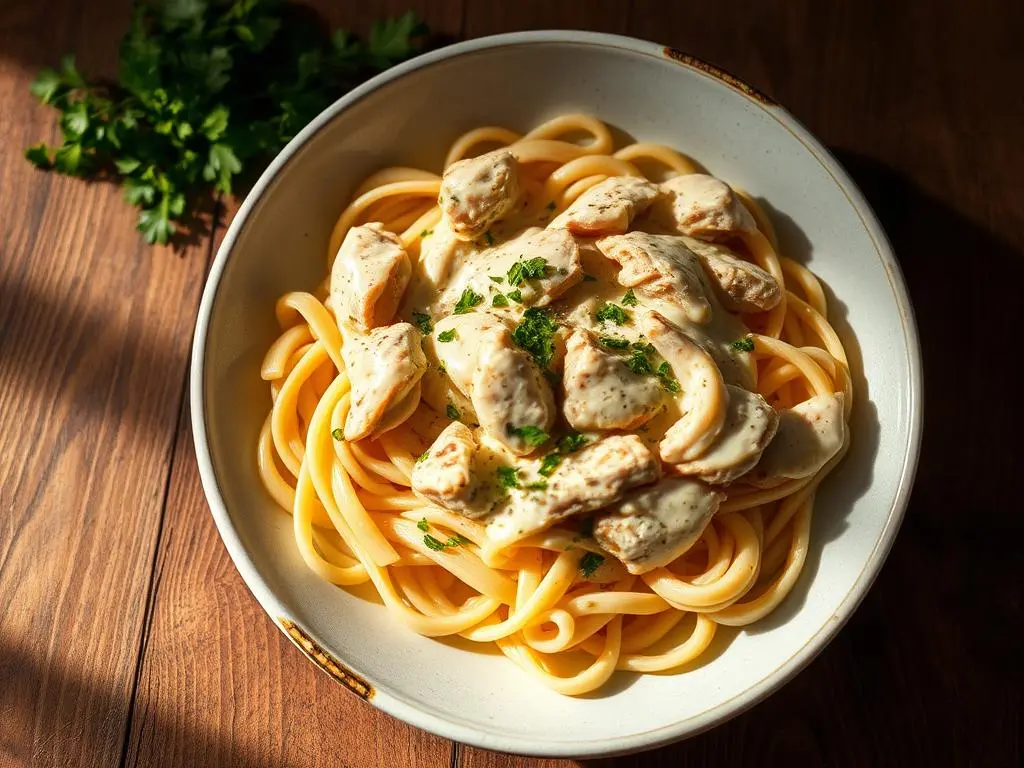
[732, 337, 756, 352]
[546, 201, 557, 211]
[417, 518, 430, 531]
[556, 433, 589, 454]
[599, 335, 630, 350]
[539, 432, 589, 476]
[506, 424, 549, 448]
[523, 480, 548, 491]
[423, 534, 446, 551]
[511, 307, 558, 367]
[491, 293, 509, 308]
[412, 310, 433, 334]
[579, 552, 605, 578]
[483, 231, 496, 246]
[507, 257, 549, 287]
[582, 273, 598, 282]
[437, 364, 447, 374]
[331, 428, 344, 441]
[420, 228, 433, 238]
[423, 532, 470, 551]
[496, 465, 520, 489]
[446, 403, 461, 420]
[437, 328, 457, 343]
[416, 451, 430, 464]
[626, 349, 653, 375]
[489, 275, 504, 284]
[542, 369, 562, 386]
[538, 453, 562, 477]
[453, 288, 483, 314]
[621, 288, 638, 307]
[507, 289, 523, 303]
[656, 361, 681, 393]
[631, 340, 656, 355]
[596, 302, 630, 325]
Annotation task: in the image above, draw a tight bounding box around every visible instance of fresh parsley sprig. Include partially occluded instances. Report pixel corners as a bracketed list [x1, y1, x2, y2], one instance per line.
[25, 1, 426, 245]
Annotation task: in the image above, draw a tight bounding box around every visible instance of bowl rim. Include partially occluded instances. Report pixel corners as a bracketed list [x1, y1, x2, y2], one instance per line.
[190, 29, 923, 758]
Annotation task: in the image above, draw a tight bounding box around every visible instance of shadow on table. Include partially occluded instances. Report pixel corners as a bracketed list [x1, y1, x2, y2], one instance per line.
[0, 641, 273, 768]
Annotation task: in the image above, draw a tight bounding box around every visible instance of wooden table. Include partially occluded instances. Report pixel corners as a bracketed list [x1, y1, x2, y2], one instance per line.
[2, 1, 1020, 766]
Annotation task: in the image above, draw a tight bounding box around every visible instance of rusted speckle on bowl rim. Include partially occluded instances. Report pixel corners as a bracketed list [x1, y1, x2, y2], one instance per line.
[662, 48, 776, 106]
[280, 618, 374, 699]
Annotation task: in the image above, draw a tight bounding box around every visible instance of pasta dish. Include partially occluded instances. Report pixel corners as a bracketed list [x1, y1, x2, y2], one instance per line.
[257, 114, 851, 695]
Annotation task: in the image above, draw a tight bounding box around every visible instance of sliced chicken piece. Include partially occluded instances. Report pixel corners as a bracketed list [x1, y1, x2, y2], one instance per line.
[418, 221, 470, 288]
[642, 311, 728, 463]
[562, 328, 663, 431]
[550, 177, 660, 237]
[440, 148, 520, 240]
[432, 312, 508, 401]
[432, 312, 556, 455]
[597, 233, 712, 324]
[412, 422, 492, 518]
[683, 236, 781, 313]
[746, 393, 847, 488]
[329, 223, 411, 331]
[487, 435, 661, 543]
[652, 173, 756, 241]
[672, 385, 779, 484]
[472, 328, 557, 456]
[437, 227, 583, 313]
[342, 323, 427, 441]
[593, 478, 724, 575]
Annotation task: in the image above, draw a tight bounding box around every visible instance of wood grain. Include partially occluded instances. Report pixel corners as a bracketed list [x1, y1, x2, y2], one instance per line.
[0, 1, 1020, 767]
[0, 1, 211, 766]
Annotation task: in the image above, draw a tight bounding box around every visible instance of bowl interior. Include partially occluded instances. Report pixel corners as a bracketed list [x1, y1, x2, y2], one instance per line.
[196, 36, 918, 757]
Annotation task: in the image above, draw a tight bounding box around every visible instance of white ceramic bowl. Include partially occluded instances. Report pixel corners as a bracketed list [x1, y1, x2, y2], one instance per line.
[191, 31, 922, 758]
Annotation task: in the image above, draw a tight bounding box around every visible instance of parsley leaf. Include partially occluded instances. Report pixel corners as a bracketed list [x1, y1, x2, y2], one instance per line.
[496, 465, 520, 489]
[656, 361, 681, 393]
[599, 335, 630, 350]
[489, 275, 504, 283]
[626, 349, 653, 375]
[507, 257, 549, 286]
[507, 289, 523, 303]
[621, 288, 638, 307]
[506, 425, 549, 448]
[539, 432, 589, 477]
[596, 302, 630, 325]
[420, 228, 433, 238]
[556, 433, 589, 454]
[446, 534, 470, 547]
[511, 307, 558, 367]
[579, 552, 605, 578]
[523, 480, 548, 491]
[437, 328, 457, 343]
[423, 534, 446, 551]
[446, 403, 461, 421]
[483, 231, 495, 246]
[417, 518, 430, 531]
[453, 288, 483, 314]
[412, 311, 433, 334]
[732, 337, 756, 352]
[24, 3, 427, 246]
[331, 428, 344, 441]
[491, 293, 509, 308]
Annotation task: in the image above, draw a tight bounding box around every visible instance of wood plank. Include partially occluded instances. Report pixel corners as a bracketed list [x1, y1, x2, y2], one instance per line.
[122, 399, 454, 768]
[463, 0, 631, 36]
[0, 1, 213, 766]
[121, 4, 465, 767]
